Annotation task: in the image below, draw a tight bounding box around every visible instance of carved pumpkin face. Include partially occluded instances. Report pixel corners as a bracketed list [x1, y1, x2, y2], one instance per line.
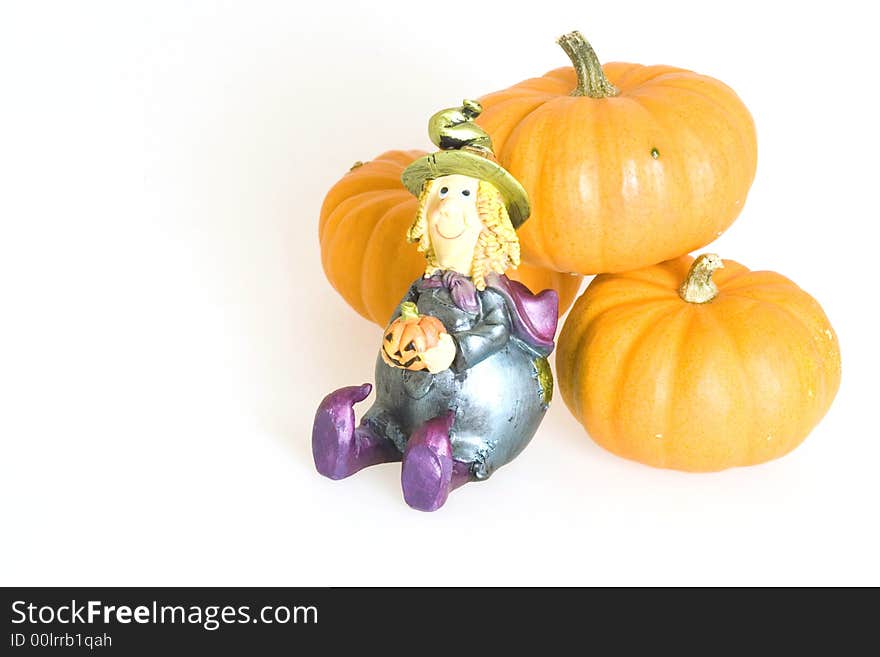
[382, 303, 446, 371]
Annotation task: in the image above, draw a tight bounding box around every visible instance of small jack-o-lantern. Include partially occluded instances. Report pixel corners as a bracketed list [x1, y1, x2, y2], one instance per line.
[382, 302, 446, 371]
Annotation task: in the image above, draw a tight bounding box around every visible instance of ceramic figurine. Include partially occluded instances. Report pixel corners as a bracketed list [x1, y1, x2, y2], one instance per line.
[312, 101, 559, 511]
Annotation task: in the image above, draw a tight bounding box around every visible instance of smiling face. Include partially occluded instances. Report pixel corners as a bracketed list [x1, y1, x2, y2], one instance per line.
[407, 175, 521, 290]
[424, 174, 483, 274]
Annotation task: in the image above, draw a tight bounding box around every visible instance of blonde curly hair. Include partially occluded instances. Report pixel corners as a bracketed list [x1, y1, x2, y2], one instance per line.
[407, 179, 521, 290]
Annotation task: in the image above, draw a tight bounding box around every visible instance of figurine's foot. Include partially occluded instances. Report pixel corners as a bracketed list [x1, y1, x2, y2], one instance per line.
[401, 412, 472, 512]
[312, 384, 400, 480]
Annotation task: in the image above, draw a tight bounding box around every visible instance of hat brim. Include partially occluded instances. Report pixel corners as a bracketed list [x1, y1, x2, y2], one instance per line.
[401, 151, 530, 229]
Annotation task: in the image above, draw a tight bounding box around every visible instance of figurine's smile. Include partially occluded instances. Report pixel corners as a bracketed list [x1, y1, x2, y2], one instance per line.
[436, 226, 465, 240]
[434, 213, 467, 240]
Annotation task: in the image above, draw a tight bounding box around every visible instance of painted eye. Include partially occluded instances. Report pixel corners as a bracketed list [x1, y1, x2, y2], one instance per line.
[438, 186, 449, 198]
[461, 189, 471, 197]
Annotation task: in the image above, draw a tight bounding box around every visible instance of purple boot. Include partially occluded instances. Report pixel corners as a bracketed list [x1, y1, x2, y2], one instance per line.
[312, 384, 401, 480]
[401, 411, 472, 512]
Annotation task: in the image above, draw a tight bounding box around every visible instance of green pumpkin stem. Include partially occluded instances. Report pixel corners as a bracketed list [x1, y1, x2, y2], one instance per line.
[557, 30, 620, 99]
[679, 254, 725, 304]
[400, 301, 420, 320]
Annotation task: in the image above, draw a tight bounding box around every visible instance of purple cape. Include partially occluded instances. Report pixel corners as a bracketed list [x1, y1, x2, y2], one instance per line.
[486, 273, 558, 351]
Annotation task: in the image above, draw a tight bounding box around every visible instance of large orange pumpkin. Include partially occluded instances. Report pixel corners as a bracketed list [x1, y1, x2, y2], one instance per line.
[318, 149, 583, 326]
[556, 254, 841, 472]
[476, 31, 758, 275]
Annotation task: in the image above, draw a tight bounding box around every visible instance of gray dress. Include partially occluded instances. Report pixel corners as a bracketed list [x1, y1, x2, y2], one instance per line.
[361, 274, 553, 480]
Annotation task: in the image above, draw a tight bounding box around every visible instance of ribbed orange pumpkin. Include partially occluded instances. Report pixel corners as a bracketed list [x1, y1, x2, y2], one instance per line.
[318, 149, 583, 326]
[476, 31, 757, 275]
[556, 254, 841, 472]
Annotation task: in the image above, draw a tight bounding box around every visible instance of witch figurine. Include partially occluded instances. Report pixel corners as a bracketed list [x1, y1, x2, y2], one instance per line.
[312, 100, 558, 511]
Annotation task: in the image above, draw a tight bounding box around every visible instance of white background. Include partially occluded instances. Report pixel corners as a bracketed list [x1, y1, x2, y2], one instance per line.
[2, 0, 878, 586]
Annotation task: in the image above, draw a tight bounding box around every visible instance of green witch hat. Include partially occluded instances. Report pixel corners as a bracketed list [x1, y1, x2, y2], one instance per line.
[401, 100, 531, 229]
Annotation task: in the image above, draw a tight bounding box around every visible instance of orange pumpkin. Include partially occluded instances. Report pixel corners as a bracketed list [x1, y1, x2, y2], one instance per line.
[318, 150, 583, 326]
[556, 254, 841, 472]
[476, 31, 757, 275]
[381, 302, 446, 371]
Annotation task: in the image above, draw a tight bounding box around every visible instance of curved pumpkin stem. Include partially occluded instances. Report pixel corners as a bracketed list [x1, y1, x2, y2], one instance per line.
[679, 254, 724, 304]
[557, 31, 620, 99]
[400, 301, 420, 320]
